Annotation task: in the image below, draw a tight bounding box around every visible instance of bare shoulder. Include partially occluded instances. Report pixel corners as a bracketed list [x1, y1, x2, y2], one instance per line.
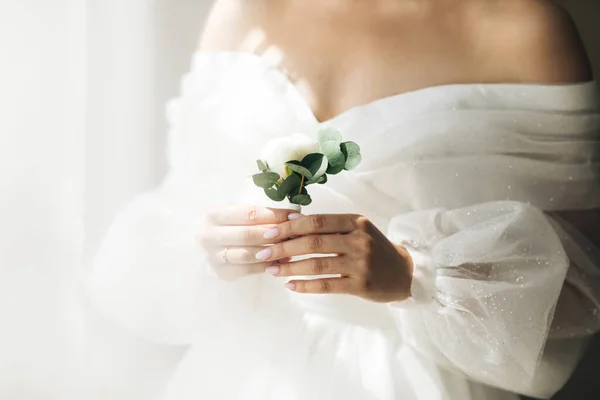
[472, 0, 593, 83]
[197, 0, 276, 53]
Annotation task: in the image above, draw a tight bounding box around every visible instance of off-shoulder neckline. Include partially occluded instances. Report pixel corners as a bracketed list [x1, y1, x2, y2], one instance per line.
[191, 51, 598, 125]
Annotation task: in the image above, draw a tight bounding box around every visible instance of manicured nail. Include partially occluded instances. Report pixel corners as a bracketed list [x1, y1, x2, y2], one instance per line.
[255, 248, 272, 260]
[288, 213, 302, 220]
[284, 282, 296, 290]
[263, 228, 280, 239]
[265, 266, 280, 276]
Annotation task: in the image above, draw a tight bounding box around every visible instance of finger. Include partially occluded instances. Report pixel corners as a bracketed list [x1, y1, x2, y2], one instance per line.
[255, 234, 352, 262]
[208, 206, 297, 226]
[265, 214, 358, 242]
[209, 247, 274, 265]
[198, 225, 278, 247]
[213, 262, 270, 281]
[284, 277, 354, 294]
[266, 256, 347, 277]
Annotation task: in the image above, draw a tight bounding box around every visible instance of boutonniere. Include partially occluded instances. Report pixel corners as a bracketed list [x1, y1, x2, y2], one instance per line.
[252, 128, 362, 206]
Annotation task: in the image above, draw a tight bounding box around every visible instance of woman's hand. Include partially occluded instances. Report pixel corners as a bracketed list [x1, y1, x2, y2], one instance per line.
[197, 205, 296, 281]
[261, 213, 414, 303]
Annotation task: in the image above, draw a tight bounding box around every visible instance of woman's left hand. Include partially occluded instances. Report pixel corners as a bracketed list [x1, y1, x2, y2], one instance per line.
[259, 213, 414, 303]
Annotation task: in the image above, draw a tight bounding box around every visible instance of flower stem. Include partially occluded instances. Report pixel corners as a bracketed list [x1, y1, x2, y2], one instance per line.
[298, 175, 305, 195]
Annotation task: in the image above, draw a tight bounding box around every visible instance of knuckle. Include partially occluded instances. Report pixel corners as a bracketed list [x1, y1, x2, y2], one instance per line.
[276, 224, 289, 240]
[309, 258, 326, 274]
[355, 257, 370, 273]
[242, 228, 254, 243]
[246, 206, 260, 222]
[318, 280, 332, 293]
[355, 215, 371, 230]
[310, 214, 327, 230]
[307, 235, 324, 250]
[354, 232, 374, 253]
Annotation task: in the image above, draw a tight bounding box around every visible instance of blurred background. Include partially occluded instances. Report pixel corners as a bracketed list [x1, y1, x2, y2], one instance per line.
[0, 0, 598, 399]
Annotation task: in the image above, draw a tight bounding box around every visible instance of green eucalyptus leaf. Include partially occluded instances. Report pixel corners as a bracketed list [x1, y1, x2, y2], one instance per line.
[340, 141, 362, 170]
[277, 173, 302, 198]
[285, 160, 313, 179]
[256, 160, 268, 172]
[306, 173, 327, 185]
[265, 187, 285, 202]
[301, 153, 327, 179]
[291, 194, 312, 206]
[320, 141, 345, 175]
[317, 128, 342, 146]
[252, 172, 280, 188]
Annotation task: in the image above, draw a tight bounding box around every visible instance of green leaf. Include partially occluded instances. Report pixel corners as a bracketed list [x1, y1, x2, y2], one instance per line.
[290, 194, 312, 206]
[277, 173, 302, 198]
[317, 128, 342, 146]
[307, 174, 327, 185]
[320, 141, 345, 175]
[301, 153, 327, 179]
[285, 160, 313, 179]
[340, 141, 362, 170]
[256, 160, 268, 172]
[265, 187, 285, 202]
[252, 172, 280, 188]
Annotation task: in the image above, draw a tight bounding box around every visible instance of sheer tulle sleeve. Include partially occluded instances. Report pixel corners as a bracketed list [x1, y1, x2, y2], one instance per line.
[386, 201, 600, 397]
[84, 53, 319, 345]
[85, 173, 220, 345]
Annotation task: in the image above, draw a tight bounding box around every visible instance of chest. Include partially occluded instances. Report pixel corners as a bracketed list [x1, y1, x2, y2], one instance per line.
[254, 5, 477, 122]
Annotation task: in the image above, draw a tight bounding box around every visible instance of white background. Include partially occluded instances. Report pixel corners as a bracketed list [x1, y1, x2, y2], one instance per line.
[0, 0, 598, 399]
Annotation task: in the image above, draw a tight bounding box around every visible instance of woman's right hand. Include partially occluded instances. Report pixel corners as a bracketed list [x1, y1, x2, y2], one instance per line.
[197, 205, 300, 281]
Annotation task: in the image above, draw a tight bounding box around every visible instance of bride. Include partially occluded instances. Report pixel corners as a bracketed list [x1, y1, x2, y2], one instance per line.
[87, 0, 600, 399]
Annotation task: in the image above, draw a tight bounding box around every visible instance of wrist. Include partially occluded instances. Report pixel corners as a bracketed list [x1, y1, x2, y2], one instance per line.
[393, 243, 414, 302]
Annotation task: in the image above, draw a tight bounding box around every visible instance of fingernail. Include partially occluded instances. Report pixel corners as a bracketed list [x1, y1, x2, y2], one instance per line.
[288, 213, 302, 220]
[263, 228, 280, 239]
[284, 282, 296, 290]
[255, 248, 272, 260]
[265, 266, 280, 276]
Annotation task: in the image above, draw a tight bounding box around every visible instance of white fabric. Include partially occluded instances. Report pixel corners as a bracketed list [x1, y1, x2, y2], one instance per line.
[86, 52, 600, 400]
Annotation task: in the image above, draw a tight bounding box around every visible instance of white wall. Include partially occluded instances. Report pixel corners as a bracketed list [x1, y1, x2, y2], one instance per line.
[0, 0, 86, 398]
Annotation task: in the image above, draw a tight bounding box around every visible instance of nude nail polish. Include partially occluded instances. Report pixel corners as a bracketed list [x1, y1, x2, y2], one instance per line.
[265, 266, 280, 276]
[255, 248, 272, 260]
[263, 228, 280, 239]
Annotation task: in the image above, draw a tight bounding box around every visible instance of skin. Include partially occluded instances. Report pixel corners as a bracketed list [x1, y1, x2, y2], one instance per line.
[200, 208, 413, 301]
[197, 0, 597, 303]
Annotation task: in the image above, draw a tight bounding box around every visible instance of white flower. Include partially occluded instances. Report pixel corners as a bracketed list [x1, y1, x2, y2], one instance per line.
[260, 133, 319, 178]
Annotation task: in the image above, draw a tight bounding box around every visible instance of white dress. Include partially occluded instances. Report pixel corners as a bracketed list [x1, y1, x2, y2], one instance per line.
[86, 52, 600, 400]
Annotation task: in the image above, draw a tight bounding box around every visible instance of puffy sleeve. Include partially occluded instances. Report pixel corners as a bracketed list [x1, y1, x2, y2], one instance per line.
[85, 172, 219, 345]
[387, 200, 600, 398]
[84, 53, 320, 346]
